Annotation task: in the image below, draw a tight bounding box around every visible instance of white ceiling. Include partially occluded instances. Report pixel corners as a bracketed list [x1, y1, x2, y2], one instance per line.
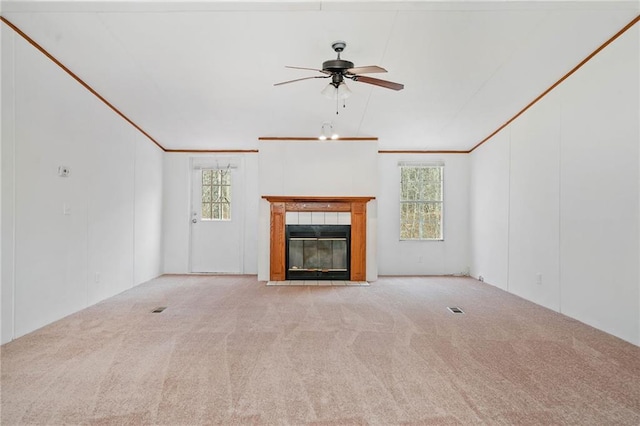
[2, 1, 638, 151]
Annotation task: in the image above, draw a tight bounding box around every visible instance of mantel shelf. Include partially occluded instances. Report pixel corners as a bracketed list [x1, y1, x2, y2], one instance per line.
[262, 195, 375, 203]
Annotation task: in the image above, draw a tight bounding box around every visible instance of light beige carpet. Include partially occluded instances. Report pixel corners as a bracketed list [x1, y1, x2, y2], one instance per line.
[2, 275, 639, 425]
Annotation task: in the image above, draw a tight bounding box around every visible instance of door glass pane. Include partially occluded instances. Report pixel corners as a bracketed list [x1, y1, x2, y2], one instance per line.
[221, 203, 230, 220]
[202, 202, 212, 220]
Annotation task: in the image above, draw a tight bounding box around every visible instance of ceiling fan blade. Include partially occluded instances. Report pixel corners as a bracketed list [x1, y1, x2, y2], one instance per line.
[347, 65, 387, 74]
[274, 75, 330, 86]
[285, 66, 331, 75]
[352, 75, 404, 91]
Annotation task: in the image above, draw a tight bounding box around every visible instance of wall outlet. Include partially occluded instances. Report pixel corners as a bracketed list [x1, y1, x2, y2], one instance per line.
[94, 272, 101, 283]
[63, 203, 71, 215]
[536, 273, 542, 285]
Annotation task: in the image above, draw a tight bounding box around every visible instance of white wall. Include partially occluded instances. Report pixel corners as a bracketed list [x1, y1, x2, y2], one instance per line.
[162, 153, 191, 273]
[377, 153, 470, 276]
[0, 22, 5, 343]
[134, 138, 164, 284]
[257, 141, 378, 281]
[508, 96, 561, 311]
[469, 131, 509, 289]
[162, 152, 259, 274]
[470, 26, 639, 345]
[0, 24, 164, 343]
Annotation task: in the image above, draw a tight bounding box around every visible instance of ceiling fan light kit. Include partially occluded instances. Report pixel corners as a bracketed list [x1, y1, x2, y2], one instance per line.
[318, 122, 339, 140]
[275, 41, 404, 114]
[321, 82, 352, 100]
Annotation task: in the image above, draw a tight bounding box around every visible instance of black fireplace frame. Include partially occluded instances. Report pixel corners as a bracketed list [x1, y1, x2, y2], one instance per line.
[285, 225, 351, 280]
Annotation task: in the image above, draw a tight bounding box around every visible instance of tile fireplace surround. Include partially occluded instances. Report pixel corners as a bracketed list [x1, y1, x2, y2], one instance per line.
[262, 196, 375, 282]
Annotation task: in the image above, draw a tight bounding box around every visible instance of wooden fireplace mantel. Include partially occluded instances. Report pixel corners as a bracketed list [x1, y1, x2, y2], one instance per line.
[262, 196, 375, 281]
[262, 196, 375, 203]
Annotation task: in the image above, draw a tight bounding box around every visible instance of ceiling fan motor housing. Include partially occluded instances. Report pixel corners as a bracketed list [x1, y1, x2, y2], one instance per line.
[322, 59, 354, 73]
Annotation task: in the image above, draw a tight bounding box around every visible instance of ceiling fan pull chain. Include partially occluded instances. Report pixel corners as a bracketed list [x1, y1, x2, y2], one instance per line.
[336, 95, 339, 115]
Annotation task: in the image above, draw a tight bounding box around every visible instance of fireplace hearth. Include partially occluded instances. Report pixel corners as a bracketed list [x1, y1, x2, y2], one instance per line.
[286, 225, 350, 280]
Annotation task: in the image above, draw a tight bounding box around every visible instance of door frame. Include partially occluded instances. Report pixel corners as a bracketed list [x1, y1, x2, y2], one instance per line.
[188, 156, 245, 273]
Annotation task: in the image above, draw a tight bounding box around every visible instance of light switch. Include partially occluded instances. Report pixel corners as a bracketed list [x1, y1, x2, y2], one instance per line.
[58, 166, 70, 177]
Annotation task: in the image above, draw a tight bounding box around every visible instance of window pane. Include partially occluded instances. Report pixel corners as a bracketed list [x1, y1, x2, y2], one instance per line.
[423, 183, 442, 201]
[221, 171, 231, 185]
[212, 203, 221, 219]
[407, 182, 419, 201]
[419, 202, 442, 239]
[221, 185, 231, 202]
[202, 185, 212, 202]
[400, 182, 408, 200]
[202, 202, 212, 219]
[221, 203, 230, 220]
[417, 167, 428, 184]
[401, 173, 420, 201]
[202, 170, 212, 185]
[427, 167, 442, 181]
[400, 202, 420, 239]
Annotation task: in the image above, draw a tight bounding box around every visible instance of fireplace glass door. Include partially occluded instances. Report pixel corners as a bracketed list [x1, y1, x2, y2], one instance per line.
[286, 225, 350, 280]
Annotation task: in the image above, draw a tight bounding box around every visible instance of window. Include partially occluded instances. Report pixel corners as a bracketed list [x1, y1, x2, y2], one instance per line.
[400, 164, 443, 240]
[201, 169, 231, 220]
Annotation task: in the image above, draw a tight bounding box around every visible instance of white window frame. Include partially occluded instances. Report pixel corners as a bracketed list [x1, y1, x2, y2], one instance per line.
[398, 161, 444, 241]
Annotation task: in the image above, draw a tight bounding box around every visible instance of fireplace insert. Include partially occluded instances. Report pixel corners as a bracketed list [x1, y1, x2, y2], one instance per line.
[286, 225, 351, 280]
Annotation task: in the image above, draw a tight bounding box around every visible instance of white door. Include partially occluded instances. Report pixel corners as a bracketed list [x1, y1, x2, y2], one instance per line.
[190, 163, 243, 273]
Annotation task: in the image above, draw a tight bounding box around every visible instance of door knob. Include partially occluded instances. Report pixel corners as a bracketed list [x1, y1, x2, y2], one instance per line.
[192, 219, 197, 223]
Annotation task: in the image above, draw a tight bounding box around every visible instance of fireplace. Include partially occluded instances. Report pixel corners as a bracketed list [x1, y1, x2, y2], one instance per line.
[286, 225, 350, 280]
[262, 196, 374, 281]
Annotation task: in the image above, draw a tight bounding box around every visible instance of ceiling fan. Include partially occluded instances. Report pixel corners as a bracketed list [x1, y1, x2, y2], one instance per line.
[274, 41, 405, 96]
